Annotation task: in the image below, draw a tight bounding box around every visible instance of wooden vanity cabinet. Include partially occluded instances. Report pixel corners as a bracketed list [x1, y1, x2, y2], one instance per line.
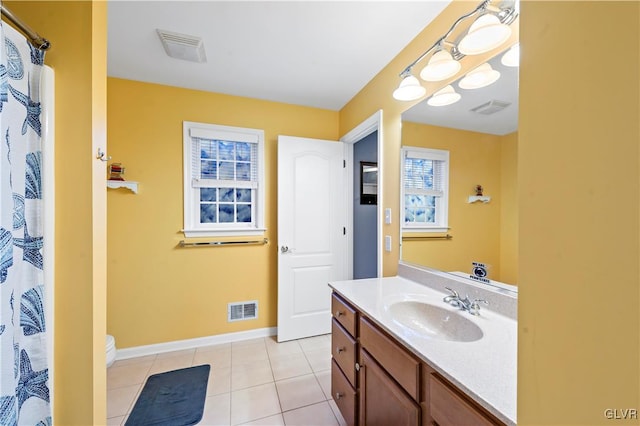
[359, 348, 420, 426]
[330, 291, 506, 426]
[331, 294, 359, 426]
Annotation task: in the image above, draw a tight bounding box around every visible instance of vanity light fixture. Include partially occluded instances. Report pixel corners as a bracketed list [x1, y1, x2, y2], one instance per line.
[458, 63, 501, 90]
[392, 0, 517, 102]
[457, 14, 512, 55]
[501, 43, 519, 67]
[427, 85, 461, 107]
[392, 74, 427, 101]
[420, 49, 461, 82]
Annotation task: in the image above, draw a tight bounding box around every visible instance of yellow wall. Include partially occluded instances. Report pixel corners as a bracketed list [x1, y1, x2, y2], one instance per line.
[400, 122, 506, 281]
[4, 1, 108, 424]
[499, 132, 517, 285]
[518, 1, 639, 424]
[107, 78, 339, 348]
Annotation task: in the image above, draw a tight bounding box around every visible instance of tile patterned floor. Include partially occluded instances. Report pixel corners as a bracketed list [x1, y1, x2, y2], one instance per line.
[107, 334, 346, 426]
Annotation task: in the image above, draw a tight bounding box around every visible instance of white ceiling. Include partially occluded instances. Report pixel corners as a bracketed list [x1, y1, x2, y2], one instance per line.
[107, 1, 451, 111]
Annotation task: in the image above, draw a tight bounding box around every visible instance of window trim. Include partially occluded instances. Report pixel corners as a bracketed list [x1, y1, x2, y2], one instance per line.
[183, 121, 266, 238]
[401, 146, 450, 233]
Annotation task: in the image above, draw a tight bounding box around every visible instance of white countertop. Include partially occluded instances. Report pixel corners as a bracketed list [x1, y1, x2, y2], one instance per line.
[329, 275, 517, 425]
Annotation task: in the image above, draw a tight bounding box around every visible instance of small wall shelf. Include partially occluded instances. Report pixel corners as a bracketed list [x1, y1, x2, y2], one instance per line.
[107, 180, 139, 194]
[468, 195, 491, 203]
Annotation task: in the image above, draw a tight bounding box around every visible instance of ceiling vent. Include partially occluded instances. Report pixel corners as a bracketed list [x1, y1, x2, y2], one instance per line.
[156, 29, 207, 63]
[470, 100, 511, 115]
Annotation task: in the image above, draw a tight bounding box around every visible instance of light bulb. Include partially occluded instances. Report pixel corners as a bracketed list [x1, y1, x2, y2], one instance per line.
[419, 50, 461, 82]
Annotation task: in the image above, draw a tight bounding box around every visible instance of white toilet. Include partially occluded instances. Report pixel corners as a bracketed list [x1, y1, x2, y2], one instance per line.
[106, 334, 116, 367]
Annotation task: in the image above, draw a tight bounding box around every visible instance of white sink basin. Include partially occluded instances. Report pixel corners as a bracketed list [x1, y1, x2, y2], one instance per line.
[388, 301, 483, 342]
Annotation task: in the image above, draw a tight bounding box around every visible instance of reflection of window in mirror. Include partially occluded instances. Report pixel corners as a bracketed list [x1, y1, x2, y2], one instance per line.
[360, 161, 377, 205]
[401, 147, 449, 232]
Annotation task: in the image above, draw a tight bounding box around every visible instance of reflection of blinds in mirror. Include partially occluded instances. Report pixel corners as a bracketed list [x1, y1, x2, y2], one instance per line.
[404, 150, 444, 197]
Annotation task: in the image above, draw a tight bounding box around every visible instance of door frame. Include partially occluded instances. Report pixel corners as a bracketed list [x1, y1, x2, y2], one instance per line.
[340, 110, 383, 279]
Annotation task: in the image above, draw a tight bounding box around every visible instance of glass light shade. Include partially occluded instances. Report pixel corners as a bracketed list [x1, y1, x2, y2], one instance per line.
[458, 63, 500, 89]
[427, 85, 461, 106]
[501, 43, 519, 67]
[393, 75, 426, 101]
[419, 50, 461, 82]
[457, 14, 512, 55]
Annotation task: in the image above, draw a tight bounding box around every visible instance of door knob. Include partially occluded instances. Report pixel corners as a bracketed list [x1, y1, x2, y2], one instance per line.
[280, 246, 289, 254]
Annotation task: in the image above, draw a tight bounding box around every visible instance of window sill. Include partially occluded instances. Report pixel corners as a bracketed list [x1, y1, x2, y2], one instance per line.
[182, 228, 266, 238]
[402, 227, 449, 234]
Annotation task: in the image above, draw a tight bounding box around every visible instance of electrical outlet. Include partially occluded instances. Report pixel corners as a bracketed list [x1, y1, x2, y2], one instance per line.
[385, 235, 392, 252]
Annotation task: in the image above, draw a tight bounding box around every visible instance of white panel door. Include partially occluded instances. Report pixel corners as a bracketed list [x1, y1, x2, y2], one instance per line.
[277, 135, 346, 342]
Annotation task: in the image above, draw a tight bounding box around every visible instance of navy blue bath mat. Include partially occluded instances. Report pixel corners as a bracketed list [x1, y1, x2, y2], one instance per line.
[125, 364, 210, 426]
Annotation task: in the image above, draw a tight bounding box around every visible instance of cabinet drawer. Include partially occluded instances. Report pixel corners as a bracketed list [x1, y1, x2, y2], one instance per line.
[332, 359, 357, 426]
[430, 374, 500, 426]
[332, 319, 357, 386]
[359, 316, 420, 400]
[332, 293, 357, 336]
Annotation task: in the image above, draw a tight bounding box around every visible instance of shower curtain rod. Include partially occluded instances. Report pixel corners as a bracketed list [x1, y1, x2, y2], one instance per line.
[1, 4, 50, 50]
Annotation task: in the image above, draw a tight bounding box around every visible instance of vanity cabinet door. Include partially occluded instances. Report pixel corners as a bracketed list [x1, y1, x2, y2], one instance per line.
[429, 374, 501, 426]
[359, 349, 420, 426]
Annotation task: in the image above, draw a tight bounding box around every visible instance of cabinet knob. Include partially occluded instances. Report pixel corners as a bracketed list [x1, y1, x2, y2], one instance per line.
[335, 310, 344, 317]
[355, 362, 361, 372]
[336, 346, 345, 354]
[335, 392, 344, 400]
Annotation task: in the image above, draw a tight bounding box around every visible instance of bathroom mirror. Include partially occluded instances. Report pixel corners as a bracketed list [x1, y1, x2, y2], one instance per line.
[400, 49, 519, 286]
[360, 162, 378, 205]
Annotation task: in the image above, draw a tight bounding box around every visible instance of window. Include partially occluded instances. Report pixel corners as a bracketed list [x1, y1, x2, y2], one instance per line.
[183, 122, 265, 237]
[401, 147, 449, 232]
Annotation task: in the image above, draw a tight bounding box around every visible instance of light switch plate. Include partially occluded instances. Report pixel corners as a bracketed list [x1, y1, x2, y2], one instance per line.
[385, 208, 392, 224]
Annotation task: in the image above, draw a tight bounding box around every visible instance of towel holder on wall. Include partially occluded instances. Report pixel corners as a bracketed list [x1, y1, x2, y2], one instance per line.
[179, 238, 269, 248]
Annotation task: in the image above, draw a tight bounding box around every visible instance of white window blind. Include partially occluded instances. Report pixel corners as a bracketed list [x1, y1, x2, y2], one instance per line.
[183, 122, 265, 237]
[402, 147, 449, 230]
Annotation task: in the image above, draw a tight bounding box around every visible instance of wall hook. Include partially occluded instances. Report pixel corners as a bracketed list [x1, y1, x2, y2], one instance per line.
[96, 148, 111, 162]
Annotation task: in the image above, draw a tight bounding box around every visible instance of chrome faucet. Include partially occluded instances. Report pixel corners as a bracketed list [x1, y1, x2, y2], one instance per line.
[443, 287, 489, 316]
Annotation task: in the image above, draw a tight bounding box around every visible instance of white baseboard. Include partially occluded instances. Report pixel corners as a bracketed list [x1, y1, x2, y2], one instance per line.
[115, 327, 277, 360]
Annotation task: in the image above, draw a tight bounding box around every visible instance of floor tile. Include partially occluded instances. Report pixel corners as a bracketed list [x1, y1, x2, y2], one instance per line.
[106, 416, 125, 426]
[232, 342, 269, 366]
[265, 337, 303, 357]
[298, 335, 330, 353]
[232, 359, 274, 390]
[155, 348, 196, 360]
[231, 383, 281, 425]
[238, 413, 285, 426]
[275, 374, 326, 412]
[269, 352, 312, 381]
[148, 354, 195, 375]
[200, 392, 231, 425]
[232, 337, 266, 348]
[282, 401, 339, 426]
[111, 354, 157, 368]
[315, 370, 332, 400]
[194, 346, 232, 369]
[304, 348, 331, 373]
[107, 384, 140, 418]
[207, 366, 232, 396]
[107, 361, 153, 390]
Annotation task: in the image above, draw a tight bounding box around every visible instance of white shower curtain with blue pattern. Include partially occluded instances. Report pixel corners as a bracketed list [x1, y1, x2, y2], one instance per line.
[0, 20, 51, 426]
